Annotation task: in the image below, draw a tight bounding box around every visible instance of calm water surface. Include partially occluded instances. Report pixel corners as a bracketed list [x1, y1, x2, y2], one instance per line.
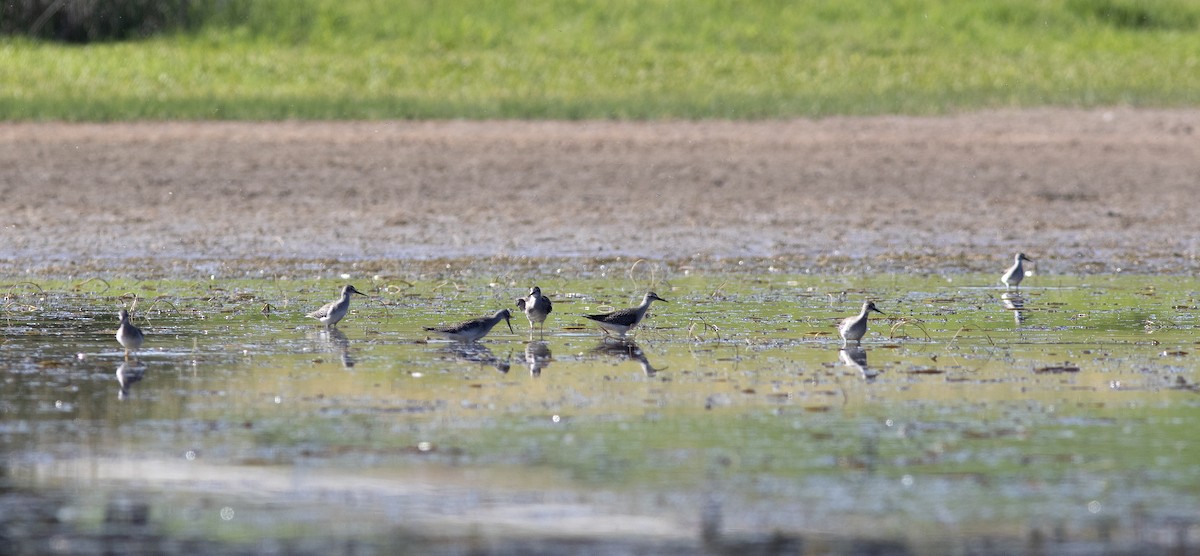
[2, 272, 1198, 554]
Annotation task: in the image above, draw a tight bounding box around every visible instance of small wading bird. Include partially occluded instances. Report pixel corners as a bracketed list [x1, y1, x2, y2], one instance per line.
[516, 286, 553, 338]
[1001, 253, 1034, 290]
[115, 309, 144, 360]
[584, 292, 667, 337]
[839, 301, 884, 348]
[307, 285, 367, 327]
[425, 309, 515, 342]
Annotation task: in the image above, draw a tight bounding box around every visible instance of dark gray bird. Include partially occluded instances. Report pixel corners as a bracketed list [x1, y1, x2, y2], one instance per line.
[584, 292, 667, 337]
[115, 309, 144, 359]
[426, 309, 515, 342]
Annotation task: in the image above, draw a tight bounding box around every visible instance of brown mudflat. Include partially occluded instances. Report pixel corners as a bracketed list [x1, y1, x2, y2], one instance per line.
[2, 108, 1197, 275]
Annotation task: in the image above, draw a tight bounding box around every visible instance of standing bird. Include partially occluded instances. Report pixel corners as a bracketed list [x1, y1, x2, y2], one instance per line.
[839, 301, 884, 348]
[115, 309, 144, 360]
[516, 286, 553, 339]
[584, 292, 668, 337]
[307, 285, 367, 327]
[425, 309, 515, 342]
[1000, 253, 1034, 290]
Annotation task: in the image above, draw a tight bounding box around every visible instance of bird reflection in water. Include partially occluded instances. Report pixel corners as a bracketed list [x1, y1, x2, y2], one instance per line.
[446, 343, 511, 374]
[591, 338, 661, 376]
[524, 341, 552, 377]
[1001, 292, 1026, 326]
[311, 327, 355, 368]
[839, 346, 877, 382]
[115, 360, 146, 400]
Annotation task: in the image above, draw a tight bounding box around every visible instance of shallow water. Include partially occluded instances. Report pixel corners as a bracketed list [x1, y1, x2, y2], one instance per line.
[2, 272, 1198, 554]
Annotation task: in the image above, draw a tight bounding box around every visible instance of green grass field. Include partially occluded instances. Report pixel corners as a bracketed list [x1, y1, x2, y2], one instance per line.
[3, 0, 1199, 120]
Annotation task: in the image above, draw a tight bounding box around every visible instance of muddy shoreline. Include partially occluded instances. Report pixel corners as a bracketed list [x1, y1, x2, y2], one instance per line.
[2, 108, 1198, 276]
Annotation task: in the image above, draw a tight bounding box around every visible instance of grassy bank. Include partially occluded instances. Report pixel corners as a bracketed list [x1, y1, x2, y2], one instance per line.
[2, 0, 1199, 120]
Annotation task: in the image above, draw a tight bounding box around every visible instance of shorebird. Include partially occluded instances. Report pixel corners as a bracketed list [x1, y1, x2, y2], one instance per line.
[839, 301, 884, 347]
[425, 309, 515, 342]
[584, 291, 667, 337]
[516, 286, 553, 338]
[1001, 253, 1034, 289]
[307, 285, 367, 327]
[115, 309, 144, 360]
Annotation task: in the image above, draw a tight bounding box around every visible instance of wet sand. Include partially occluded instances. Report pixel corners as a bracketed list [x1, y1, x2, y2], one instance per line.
[2, 108, 1198, 275]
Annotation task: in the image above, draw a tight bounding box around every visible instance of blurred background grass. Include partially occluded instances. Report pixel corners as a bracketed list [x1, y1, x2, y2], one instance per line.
[2, 0, 1198, 120]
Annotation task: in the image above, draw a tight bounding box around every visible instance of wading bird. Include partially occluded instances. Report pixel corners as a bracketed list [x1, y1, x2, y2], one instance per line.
[1001, 253, 1034, 289]
[425, 309, 515, 342]
[584, 292, 667, 337]
[516, 286, 553, 339]
[307, 285, 367, 327]
[839, 301, 884, 347]
[115, 309, 144, 360]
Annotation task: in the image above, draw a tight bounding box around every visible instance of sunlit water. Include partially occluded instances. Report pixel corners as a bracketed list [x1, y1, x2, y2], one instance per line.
[2, 272, 1198, 554]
